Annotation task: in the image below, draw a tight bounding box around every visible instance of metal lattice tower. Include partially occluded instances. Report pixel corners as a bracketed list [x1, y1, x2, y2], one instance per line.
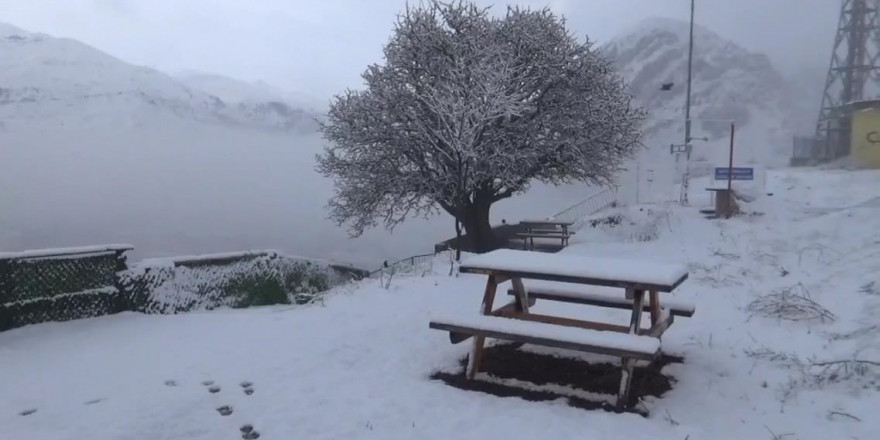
[816, 0, 880, 157]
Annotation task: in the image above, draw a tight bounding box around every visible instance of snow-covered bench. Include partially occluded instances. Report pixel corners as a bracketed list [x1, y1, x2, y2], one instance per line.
[514, 231, 575, 248]
[505, 280, 695, 318]
[517, 220, 575, 249]
[430, 314, 661, 360]
[429, 249, 690, 410]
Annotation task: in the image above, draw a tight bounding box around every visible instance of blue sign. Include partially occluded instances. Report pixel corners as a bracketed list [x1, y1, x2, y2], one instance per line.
[715, 167, 754, 180]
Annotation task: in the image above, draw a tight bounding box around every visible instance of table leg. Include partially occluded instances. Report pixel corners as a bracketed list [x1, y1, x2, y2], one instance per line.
[649, 291, 660, 326]
[510, 277, 530, 314]
[466, 274, 499, 379]
[505, 277, 531, 349]
[563, 225, 568, 247]
[617, 289, 645, 410]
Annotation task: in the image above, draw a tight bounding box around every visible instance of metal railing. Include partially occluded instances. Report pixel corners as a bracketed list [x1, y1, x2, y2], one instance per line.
[549, 188, 618, 230]
[370, 252, 437, 278]
[374, 188, 619, 276]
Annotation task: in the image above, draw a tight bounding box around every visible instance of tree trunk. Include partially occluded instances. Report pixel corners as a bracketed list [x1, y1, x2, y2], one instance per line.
[460, 198, 498, 253]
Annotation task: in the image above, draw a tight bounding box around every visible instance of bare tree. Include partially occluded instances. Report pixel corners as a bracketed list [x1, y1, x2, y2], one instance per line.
[317, 1, 644, 253]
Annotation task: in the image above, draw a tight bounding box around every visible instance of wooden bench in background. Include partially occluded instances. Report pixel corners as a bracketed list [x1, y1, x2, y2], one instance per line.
[517, 219, 575, 249]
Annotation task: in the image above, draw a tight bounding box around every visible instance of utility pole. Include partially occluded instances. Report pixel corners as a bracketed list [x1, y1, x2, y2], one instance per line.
[635, 160, 641, 204]
[680, 0, 695, 206]
[726, 121, 735, 218]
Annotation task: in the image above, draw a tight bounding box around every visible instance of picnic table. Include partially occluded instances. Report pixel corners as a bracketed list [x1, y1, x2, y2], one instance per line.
[516, 219, 575, 250]
[429, 249, 693, 410]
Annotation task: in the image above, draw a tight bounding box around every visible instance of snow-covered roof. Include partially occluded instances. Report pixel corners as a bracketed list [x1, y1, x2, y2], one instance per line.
[847, 99, 880, 111]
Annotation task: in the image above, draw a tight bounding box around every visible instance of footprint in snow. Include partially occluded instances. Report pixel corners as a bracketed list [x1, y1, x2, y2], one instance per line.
[201, 380, 222, 393]
[240, 381, 254, 396]
[164, 380, 178, 387]
[217, 405, 233, 416]
[20, 409, 37, 416]
[84, 398, 104, 405]
[241, 425, 260, 439]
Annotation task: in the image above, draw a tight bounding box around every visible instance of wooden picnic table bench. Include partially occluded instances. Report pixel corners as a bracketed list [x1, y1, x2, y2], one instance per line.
[505, 280, 695, 318]
[429, 249, 692, 410]
[517, 219, 575, 249]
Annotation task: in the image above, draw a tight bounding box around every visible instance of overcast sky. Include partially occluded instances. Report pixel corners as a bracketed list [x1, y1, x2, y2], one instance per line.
[1, 0, 839, 100]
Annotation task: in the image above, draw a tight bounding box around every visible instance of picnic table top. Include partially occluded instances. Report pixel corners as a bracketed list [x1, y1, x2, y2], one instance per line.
[519, 219, 574, 226]
[459, 249, 688, 292]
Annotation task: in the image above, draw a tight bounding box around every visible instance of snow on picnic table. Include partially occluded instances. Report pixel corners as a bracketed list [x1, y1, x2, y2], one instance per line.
[519, 279, 696, 314]
[2, 168, 880, 440]
[519, 219, 573, 225]
[430, 313, 661, 355]
[460, 249, 689, 290]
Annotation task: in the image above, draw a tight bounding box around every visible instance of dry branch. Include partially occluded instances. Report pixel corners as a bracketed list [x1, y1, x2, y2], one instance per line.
[747, 284, 835, 322]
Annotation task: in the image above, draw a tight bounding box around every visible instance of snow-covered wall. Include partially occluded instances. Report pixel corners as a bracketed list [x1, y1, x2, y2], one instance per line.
[0, 246, 366, 331]
[124, 250, 363, 314]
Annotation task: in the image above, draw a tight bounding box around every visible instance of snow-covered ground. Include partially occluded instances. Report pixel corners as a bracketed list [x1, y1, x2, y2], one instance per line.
[3, 167, 880, 439]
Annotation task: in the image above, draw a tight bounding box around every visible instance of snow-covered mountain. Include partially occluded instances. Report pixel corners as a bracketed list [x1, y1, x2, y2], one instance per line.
[0, 22, 349, 266]
[603, 17, 811, 193]
[788, 63, 827, 134]
[0, 22, 318, 133]
[176, 71, 323, 111]
[175, 71, 322, 133]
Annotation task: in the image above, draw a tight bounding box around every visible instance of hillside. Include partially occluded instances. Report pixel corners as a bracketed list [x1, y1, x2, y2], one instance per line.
[2, 168, 879, 439]
[175, 71, 324, 112]
[603, 18, 812, 202]
[0, 22, 317, 133]
[175, 71, 322, 133]
[0, 21, 360, 265]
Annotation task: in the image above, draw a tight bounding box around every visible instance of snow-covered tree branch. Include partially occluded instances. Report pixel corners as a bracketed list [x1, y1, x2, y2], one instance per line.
[317, 0, 645, 252]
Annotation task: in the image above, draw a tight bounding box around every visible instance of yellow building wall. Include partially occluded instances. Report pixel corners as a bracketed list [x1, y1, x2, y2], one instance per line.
[851, 106, 880, 168]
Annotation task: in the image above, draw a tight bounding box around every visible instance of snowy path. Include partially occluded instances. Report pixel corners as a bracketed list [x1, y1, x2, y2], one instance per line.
[2, 168, 880, 439]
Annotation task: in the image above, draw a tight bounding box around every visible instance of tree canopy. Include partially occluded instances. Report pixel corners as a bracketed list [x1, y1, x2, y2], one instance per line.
[317, 1, 644, 251]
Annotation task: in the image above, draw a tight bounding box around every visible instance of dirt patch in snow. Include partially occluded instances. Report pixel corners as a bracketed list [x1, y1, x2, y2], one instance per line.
[431, 343, 679, 414]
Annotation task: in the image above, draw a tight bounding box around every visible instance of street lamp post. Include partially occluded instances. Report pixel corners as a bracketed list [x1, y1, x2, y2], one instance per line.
[680, 0, 695, 206]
